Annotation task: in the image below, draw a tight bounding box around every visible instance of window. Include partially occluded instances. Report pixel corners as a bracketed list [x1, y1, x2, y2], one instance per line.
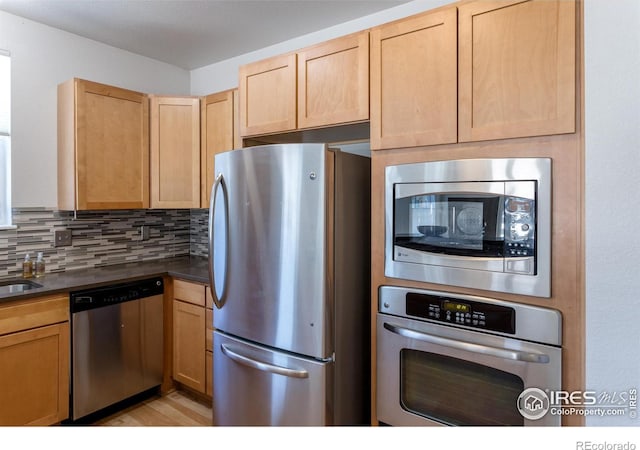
[0, 51, 11, 226]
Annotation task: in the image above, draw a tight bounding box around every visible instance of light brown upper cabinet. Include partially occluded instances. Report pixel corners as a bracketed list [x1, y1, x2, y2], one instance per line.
[297, 31, 369, 129]
[239, 53, 297, 137]
[150, 96, 201, 208]
[458, 0, 576, 142]
[370, 8, 458, 150]
[58, 78, 149, 210]
[239, 31, 370, 137]
[200, 89, 240, 208]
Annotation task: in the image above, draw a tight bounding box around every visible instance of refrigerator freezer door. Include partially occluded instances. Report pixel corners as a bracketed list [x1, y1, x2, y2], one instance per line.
[213, 331, 332, 426]
[212, 144, 331, 359]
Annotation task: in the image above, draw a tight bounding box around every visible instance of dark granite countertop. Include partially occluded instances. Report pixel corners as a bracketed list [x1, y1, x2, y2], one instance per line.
[0, 256, 209, 303]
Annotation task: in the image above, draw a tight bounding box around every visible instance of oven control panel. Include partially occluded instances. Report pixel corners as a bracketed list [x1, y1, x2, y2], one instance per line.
[406, 292, 515, 334]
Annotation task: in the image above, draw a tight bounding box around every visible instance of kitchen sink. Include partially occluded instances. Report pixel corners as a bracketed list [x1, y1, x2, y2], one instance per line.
[0, 279, 43, 294]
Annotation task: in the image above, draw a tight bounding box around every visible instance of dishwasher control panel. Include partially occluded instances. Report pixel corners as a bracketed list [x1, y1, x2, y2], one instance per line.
[70, 277, 164, 313]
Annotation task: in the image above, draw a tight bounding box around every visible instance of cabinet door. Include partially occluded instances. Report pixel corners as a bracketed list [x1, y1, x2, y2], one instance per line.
[370, 8, 457, 150]
[172, 299, 206, 393]
[150, 96, 200, 208]
[0, 323, 69, 425]
[201, 90, 235, 208]
[297, 31, 369, 129]
[458, 0, 576, 142]
[239, 53, 297, 136]
[75, 79, 149, 209]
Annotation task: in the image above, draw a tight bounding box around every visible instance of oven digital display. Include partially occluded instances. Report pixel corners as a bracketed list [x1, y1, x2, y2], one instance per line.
[405, 292, 516, 334]
[443, 301, 470, 313]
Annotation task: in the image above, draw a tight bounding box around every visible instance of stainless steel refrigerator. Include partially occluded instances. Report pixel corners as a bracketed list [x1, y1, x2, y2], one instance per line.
[208, 143, 370, 426]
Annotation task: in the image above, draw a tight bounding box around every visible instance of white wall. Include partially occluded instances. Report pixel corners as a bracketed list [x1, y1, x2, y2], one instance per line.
[0, 11, 190, 208]
[190, 0, 449, 95]
[585, 0, 640, 426]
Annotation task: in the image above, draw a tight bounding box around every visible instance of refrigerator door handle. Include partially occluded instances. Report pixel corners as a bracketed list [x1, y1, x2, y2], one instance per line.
[221, 343, 309, 379]
[209, 172, 229, 309]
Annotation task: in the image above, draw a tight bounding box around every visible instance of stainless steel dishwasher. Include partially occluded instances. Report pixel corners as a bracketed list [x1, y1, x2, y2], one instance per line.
[70, 277, 164, 421]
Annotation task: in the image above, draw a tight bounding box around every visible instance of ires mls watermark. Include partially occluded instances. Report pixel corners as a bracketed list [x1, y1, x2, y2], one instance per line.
[517, 387, 638, 420]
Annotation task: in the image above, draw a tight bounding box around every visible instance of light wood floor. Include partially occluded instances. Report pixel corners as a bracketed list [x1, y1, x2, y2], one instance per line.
[94, 390, 212, 426]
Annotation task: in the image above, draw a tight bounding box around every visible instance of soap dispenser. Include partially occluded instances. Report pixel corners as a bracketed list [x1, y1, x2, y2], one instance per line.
[22, 254, 33, 279]
[35, 252, 45, 278]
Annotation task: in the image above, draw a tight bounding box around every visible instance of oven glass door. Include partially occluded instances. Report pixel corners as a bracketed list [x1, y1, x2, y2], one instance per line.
[376, 313, 561, 427]
[401, 348, 524, 426]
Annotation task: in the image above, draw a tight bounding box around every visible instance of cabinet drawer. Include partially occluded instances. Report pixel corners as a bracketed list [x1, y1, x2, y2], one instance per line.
[174, 280, 205, 307]
[0, 294, 69, 336]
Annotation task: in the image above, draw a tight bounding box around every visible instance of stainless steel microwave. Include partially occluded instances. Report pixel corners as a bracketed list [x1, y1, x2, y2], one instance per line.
[385, 158, 551, 297]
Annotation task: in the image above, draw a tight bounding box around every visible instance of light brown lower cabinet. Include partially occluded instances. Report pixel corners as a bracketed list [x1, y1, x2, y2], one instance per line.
[173, 299, 206, 392]
[0, 295, 70, 425]
[172, 279, 213, 397]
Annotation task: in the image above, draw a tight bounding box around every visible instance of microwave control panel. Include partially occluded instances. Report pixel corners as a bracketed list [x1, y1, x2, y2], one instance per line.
[503, 196, 536, 258]
[406, 292, 515, 334]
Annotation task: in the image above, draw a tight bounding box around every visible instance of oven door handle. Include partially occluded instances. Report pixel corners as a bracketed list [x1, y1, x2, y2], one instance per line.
[383, 322, 550, 364]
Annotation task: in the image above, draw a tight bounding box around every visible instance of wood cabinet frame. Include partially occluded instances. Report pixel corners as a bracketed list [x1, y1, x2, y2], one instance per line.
[0, 294, 70, 425]
[458, 0, 576, 141]
[58, 78, 149, 210]
[370, 7, 458, 150]
[171, 279, 213, 397]
[297, 31, 369, 129]
[200, 89, 237, 208]
[150, 96, 201, 208]
[172, 299, 206, 392]
[239, 53, 297, 137]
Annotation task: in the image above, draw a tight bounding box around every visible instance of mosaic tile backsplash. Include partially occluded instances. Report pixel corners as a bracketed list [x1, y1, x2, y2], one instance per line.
[0, 208, 210, 280]
[189, 209, 209, 258]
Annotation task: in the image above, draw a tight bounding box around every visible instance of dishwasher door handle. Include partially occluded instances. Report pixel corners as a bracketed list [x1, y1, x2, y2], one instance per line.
[221, 343, 309, 379]
[383, 322, 550, 364]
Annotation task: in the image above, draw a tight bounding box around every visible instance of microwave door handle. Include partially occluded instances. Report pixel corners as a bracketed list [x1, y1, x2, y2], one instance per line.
[220, 344, 309, 379]
[383, 322, 550, 364]
[208, 173, 229, 309]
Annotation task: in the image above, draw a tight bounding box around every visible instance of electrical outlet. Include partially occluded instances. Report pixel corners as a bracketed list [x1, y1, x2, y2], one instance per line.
[139, 226, 150, 241]
[54, 229, 72, 247]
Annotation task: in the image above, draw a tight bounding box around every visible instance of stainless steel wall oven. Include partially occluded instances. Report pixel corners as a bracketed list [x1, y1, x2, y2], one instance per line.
[385, 158, 551, 297]
[377, 286, 562, 426]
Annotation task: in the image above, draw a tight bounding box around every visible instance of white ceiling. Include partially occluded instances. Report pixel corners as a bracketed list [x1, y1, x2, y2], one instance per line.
[0, 0, 411, 70]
